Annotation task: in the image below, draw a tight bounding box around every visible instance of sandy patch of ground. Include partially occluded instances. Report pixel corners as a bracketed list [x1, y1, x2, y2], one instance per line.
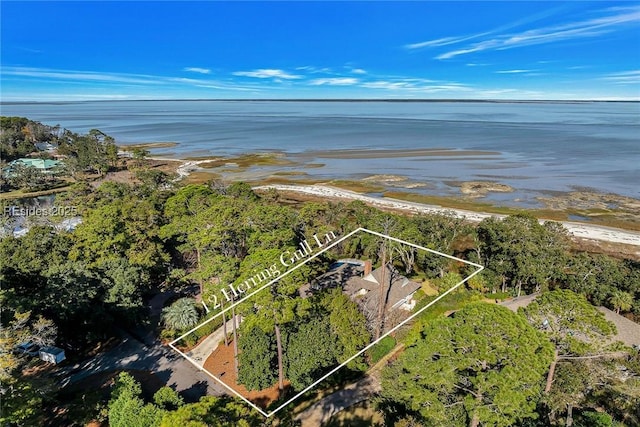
[325, 401, 385, 426]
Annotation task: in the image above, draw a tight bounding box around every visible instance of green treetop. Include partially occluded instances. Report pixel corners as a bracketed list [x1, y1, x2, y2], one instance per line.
[381, 303, 554, 427]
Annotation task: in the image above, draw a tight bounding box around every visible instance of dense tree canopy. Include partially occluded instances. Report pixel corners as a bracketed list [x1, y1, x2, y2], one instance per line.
[381, 303, 555, 427]
[520, 289, 616, 355]
[237, 326, 277, 391]
[0, 117, 59, 160]
[284, 316, 339, 390]
[1, 143, 639, 426]
[159, 396, 261, 427]
[108, 372, 163, 427]
[1, 117, 120, 194]
[107, 372, 261, 427]
[477, 214, 569, 296]
[321, 289, 371, 370]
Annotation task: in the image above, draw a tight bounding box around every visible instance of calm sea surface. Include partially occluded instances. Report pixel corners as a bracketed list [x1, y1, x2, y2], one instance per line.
[2, 100, 639, 203]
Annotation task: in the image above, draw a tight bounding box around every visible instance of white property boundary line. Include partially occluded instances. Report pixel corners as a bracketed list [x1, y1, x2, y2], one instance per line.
[168, 227, 484, 418]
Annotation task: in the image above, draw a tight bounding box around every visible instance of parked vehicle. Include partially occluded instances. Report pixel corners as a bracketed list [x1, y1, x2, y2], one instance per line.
[14, 342, 40, 357]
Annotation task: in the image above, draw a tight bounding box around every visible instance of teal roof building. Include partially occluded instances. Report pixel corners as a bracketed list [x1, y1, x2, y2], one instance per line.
[9, 158, 61, 170]
[2, 158, 63, 178]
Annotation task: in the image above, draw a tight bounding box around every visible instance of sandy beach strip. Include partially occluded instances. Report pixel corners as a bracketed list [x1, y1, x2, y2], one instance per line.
[254, 184, 640, 248]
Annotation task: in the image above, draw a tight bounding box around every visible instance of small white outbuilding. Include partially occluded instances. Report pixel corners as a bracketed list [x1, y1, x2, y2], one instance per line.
[39, 346, 66, 364]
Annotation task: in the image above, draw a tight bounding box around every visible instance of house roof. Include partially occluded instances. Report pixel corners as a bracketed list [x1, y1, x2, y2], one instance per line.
[305, 262, 362, 296]
[597, 307, 640, 348]
[10, 158, 61, 169]
[34, 142, 57, 151]
[39, 346, 65, 355]
[345, 264, 421, 310]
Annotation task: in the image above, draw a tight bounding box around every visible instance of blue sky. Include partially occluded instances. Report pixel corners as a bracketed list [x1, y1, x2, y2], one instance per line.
[1, 1, 639, 101]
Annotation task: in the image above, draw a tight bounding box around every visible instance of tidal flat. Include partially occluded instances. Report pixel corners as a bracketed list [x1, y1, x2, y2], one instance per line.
[4, 100, 638, 225]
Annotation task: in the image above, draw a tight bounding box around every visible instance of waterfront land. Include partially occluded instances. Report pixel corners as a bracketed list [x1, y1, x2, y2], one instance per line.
[141, 152, 640, 234]
[104, 152, 640, 249]
[2, 117, 640, 426]
[259, 185, 640, 243]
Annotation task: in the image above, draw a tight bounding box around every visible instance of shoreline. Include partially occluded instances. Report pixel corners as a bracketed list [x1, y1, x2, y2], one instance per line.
[141, 155, 640, 246]
[255, 184, 640, 248]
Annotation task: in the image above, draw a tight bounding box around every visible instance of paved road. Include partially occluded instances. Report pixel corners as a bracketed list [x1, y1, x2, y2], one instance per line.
[58, 288, 228, 401]
[58, 329, 227, 401]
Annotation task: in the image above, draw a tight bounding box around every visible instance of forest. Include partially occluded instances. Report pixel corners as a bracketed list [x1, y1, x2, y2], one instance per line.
[1, 120, 639, 426]
[0, 117, 131, 193]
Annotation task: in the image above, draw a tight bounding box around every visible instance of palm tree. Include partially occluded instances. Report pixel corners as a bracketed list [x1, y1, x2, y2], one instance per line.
[163, 298, 199, 330]
[609, 291, 633, 314]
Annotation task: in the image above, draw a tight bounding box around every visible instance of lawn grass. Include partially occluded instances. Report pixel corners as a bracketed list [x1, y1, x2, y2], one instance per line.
[413, 290, 480, 324]
[367, 336, 396, 364]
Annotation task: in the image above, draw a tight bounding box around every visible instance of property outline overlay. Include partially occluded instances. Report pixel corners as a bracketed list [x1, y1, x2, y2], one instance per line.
[168, 227, 484, 418]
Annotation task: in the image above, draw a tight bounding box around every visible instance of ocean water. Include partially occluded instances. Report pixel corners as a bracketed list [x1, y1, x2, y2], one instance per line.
[1, 100, 639, 203]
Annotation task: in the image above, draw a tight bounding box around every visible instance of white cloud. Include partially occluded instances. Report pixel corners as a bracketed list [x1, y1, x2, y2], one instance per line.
[183, 67, 211, 74]
[361, 80, 414, 90]
[16, 46, 43, 54]
[232, 69, 302, 79]
[351, 68, 367, 75]
[1, 67, 165, 85]
[295, 66, 333, 74]
[435, 6, 640, 60]
[495, 69, 536, 74]
[1, 66, 261, 91]
[405, 34, 488, 50]
[406, 5, 568, 51]
[309, 77, 359, 86]
[472, 88, 545, 99]
[361, 79, 470, 93]
[2, 93, 145, 101]
[602, 70, 640, 84]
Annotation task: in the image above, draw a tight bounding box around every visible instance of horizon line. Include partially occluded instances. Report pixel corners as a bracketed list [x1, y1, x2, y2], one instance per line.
[2, 98, 639, 104]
